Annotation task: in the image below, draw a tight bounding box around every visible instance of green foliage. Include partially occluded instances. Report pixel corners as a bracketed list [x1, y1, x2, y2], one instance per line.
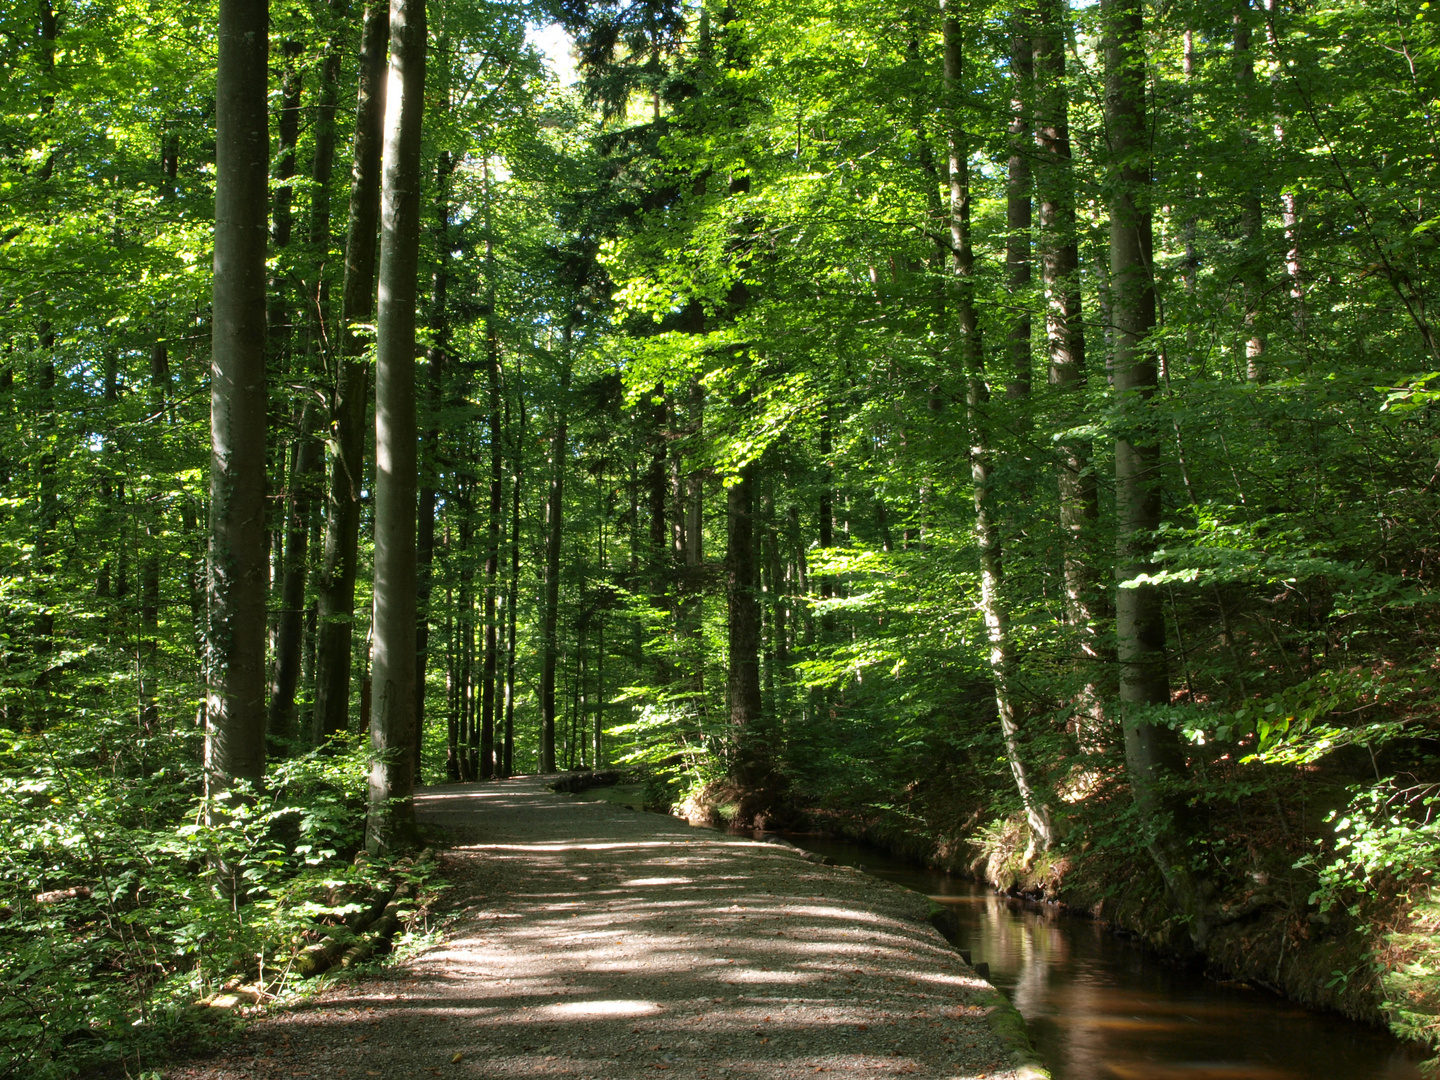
[0, 726, 394, 1080]
[1302, 779, 1440, 918]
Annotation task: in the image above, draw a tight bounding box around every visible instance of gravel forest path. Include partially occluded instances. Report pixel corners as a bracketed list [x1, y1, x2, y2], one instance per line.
[165, 776, 1028, 1080]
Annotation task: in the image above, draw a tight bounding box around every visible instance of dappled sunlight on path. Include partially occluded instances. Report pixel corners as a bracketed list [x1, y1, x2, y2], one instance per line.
[165, 776, 1025, 1080]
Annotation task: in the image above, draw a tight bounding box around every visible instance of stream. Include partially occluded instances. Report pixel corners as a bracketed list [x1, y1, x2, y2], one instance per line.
[776, 834, 1426, 1080]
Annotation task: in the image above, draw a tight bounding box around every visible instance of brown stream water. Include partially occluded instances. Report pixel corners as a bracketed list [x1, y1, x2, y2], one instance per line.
[776, 834, 1426, 1080]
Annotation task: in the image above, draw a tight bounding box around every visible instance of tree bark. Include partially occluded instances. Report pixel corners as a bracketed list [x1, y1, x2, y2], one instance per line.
[1104, 0, 1210, 941]
[1235, 0, 1265, 381]
[944, 2, 1054, 851]
[1006, 15, 1033, 400]
[503, 374, 523, 778]
[1035, 0, 1106, 726]
[206, 0, 270, 801]
[539, 324, 573, 774]
[367, 0, 426, 854]
[481, 216, 502, 781]
[312, 0, 387, 744]
[415, 150, 454, 780]
[727, 465, 766, 803]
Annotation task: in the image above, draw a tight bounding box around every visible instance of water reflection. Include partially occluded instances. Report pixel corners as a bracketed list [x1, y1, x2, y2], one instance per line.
[779, 836, 1424, 1080]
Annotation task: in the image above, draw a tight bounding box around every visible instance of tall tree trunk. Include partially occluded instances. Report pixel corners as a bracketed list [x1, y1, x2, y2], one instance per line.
[266, 40, 302, 672]
[672, 370, 705, 695]
[503, 377, 523, 778]
[140, 340, 169, 734]
[206, 0, 270, 809]
[367, 0, 425, 853]
[539, 324, 573, 774]
[817, 404, 834, 639]
[1104, 0, 1210, 940]
[1235, 0, 1265, 381]
[944, 2, 1054, 851]
[297, 25, 341, 740]
[1262, 0, 1306, 342]
[1035, 0, 1106, 728]
[201, 0, 270, 877]
[646, 385, 670, 683]
[415, 150, 454, 780]
[456, 512, 476, 781]
[312, 0, 387, 743]
[1007, 15, 1033, 400]
[268, 411, 322, 748]
[727, 462, 769, 821]
[481, 207, 502, 781]
[445, 565, 460, 781]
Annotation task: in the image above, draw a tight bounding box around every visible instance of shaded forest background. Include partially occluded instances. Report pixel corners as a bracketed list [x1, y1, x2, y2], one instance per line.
[2, 0, 1440, 1073]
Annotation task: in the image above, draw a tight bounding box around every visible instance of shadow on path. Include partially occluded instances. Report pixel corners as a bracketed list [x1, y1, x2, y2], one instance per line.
[165, 776, 1018, 1080]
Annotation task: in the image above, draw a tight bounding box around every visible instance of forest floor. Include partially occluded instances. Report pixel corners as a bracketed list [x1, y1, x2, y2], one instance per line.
[162, 775, 1031, 1080]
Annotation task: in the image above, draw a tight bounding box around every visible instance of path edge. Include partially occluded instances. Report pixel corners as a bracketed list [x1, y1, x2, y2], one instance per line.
[926, 903, 1052, 1080]
[758, 831, 1052, 1079]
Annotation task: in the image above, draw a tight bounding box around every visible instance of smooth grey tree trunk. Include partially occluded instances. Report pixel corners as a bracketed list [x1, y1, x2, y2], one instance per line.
[1035, 0, 1106, 729]
[312, 1, 387, 744]
[944, 1, 1055, 852]
[367, 0, 425, 854]
[481, 236, 502, 781]
[1104, 0, 1211, 942]
[415, 150, 454, 779]
[538, 324, 573, 774]
[726, 465, 766, 806]
[1006, 17, 1033, 401]
[270, 21, 342, 746]
[1235, 0, 1266, 381]
[503, 371, 523, 778]
[206, 0, 270, 805]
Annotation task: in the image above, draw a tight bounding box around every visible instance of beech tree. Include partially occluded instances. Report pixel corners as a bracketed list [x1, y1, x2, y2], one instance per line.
[206, 0, 270, 800]
[5, 0, 1440, 1069]
[368, 0, 427, 853]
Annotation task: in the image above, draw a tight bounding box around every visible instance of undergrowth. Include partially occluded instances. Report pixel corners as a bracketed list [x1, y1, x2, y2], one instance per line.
[0, 719, 437, 1080]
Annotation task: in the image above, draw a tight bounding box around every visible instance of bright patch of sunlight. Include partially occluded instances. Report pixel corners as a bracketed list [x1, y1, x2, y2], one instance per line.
[529, 23, 578, 86]
[545, 999, 661, 1018]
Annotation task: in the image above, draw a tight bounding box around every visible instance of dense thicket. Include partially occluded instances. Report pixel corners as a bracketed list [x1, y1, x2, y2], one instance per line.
[3, 0, 1440, 1072]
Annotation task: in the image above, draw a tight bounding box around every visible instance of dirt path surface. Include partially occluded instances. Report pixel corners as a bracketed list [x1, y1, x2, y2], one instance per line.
[166, 776, 1026, 1080]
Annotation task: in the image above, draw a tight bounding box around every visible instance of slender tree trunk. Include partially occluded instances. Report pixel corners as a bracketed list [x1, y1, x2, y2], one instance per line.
[267, 409, 321, 748]
[1035, 0, 1106, 728]
[1007, 15, 1033, 400]
[646, 385, 671, 683]
[1104, 0, 1210, 940]
[481, 301, 501, 781]
[296, 30, 341, 742]
[140, 340, 169, 733]
[817, 405, 834, 639]
[367, 0, 426, 853]
[415, 150, 454, 781]
[457, 512, 476, 781]
[445, 566, 460, 781]
[1262, 0, 1306, 343]
[266, 40, 302, 680]
[1235, 0, 1265, 381]
[539, 324, 573, 774]
[504, 378, 523, 777]
[727, 463, 769, 821]
[312, 1, 387, 743]
[944, 2, 1054, 851]
[480, 161, 502, 781]
[206, 0, 270, 806]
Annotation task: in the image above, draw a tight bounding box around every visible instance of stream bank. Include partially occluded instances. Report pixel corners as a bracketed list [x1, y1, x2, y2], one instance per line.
[572, 779, 1428, 1077]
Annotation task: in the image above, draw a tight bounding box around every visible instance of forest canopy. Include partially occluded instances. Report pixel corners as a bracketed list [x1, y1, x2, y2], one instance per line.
[2, 0, 1440, 1073]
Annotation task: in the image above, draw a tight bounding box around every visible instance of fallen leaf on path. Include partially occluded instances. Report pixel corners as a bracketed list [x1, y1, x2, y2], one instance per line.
[451, 1052, 464, 1063]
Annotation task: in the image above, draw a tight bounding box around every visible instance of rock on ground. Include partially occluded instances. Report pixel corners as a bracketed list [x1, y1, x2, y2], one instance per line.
[165, 775, 1025, 1080]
